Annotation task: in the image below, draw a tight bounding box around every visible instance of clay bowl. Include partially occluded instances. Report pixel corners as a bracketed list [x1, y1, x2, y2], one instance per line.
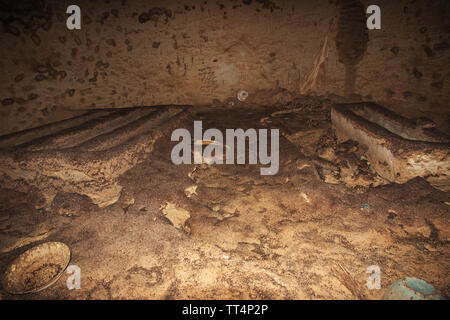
[1, 242, 71, 294]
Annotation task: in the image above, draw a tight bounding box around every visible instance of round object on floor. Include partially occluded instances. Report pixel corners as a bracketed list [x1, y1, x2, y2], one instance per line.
[237, 90, 249, 101]
[383, 277, 443, 300]
[1, 242, 71, 294]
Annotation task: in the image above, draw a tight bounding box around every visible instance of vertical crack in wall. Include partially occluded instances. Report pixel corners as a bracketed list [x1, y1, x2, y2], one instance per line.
[335, 0, 369, 96]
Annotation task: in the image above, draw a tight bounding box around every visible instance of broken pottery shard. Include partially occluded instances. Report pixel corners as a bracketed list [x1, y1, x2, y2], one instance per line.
[192, 140, 229, 164]
[161, 202, 191, 232]
[184, 185, 198, 198]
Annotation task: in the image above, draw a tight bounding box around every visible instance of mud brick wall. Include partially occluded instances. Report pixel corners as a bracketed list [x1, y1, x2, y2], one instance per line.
[0, 0, 449, 135]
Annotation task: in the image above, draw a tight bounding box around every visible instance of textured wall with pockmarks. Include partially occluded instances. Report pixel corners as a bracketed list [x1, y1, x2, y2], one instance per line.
[0, 0, 449, 135]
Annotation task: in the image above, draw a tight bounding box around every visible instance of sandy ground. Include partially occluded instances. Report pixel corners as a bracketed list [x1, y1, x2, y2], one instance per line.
[0, 101, 448, 300]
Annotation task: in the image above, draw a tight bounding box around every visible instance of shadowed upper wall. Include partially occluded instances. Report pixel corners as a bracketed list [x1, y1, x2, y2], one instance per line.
[0, 0, 449, 135]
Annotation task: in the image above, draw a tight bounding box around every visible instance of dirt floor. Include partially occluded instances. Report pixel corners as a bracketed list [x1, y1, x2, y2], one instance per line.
[0, 98, 449, 300]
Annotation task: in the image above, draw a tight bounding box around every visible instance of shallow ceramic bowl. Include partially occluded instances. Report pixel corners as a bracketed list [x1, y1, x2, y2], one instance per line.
[1, 242, 71, 294]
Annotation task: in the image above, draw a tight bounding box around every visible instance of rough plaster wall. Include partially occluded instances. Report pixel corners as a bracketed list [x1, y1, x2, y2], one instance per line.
[0, 0, 449, 135]
[355, 0, 450, 132]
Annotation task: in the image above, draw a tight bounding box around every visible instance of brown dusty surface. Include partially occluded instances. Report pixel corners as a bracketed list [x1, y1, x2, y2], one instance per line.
[0, 102, 449, 300]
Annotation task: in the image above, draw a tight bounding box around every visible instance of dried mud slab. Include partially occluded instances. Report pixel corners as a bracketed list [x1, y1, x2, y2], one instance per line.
[0, 106, 188, 208]
[332, 102, 450, 191]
